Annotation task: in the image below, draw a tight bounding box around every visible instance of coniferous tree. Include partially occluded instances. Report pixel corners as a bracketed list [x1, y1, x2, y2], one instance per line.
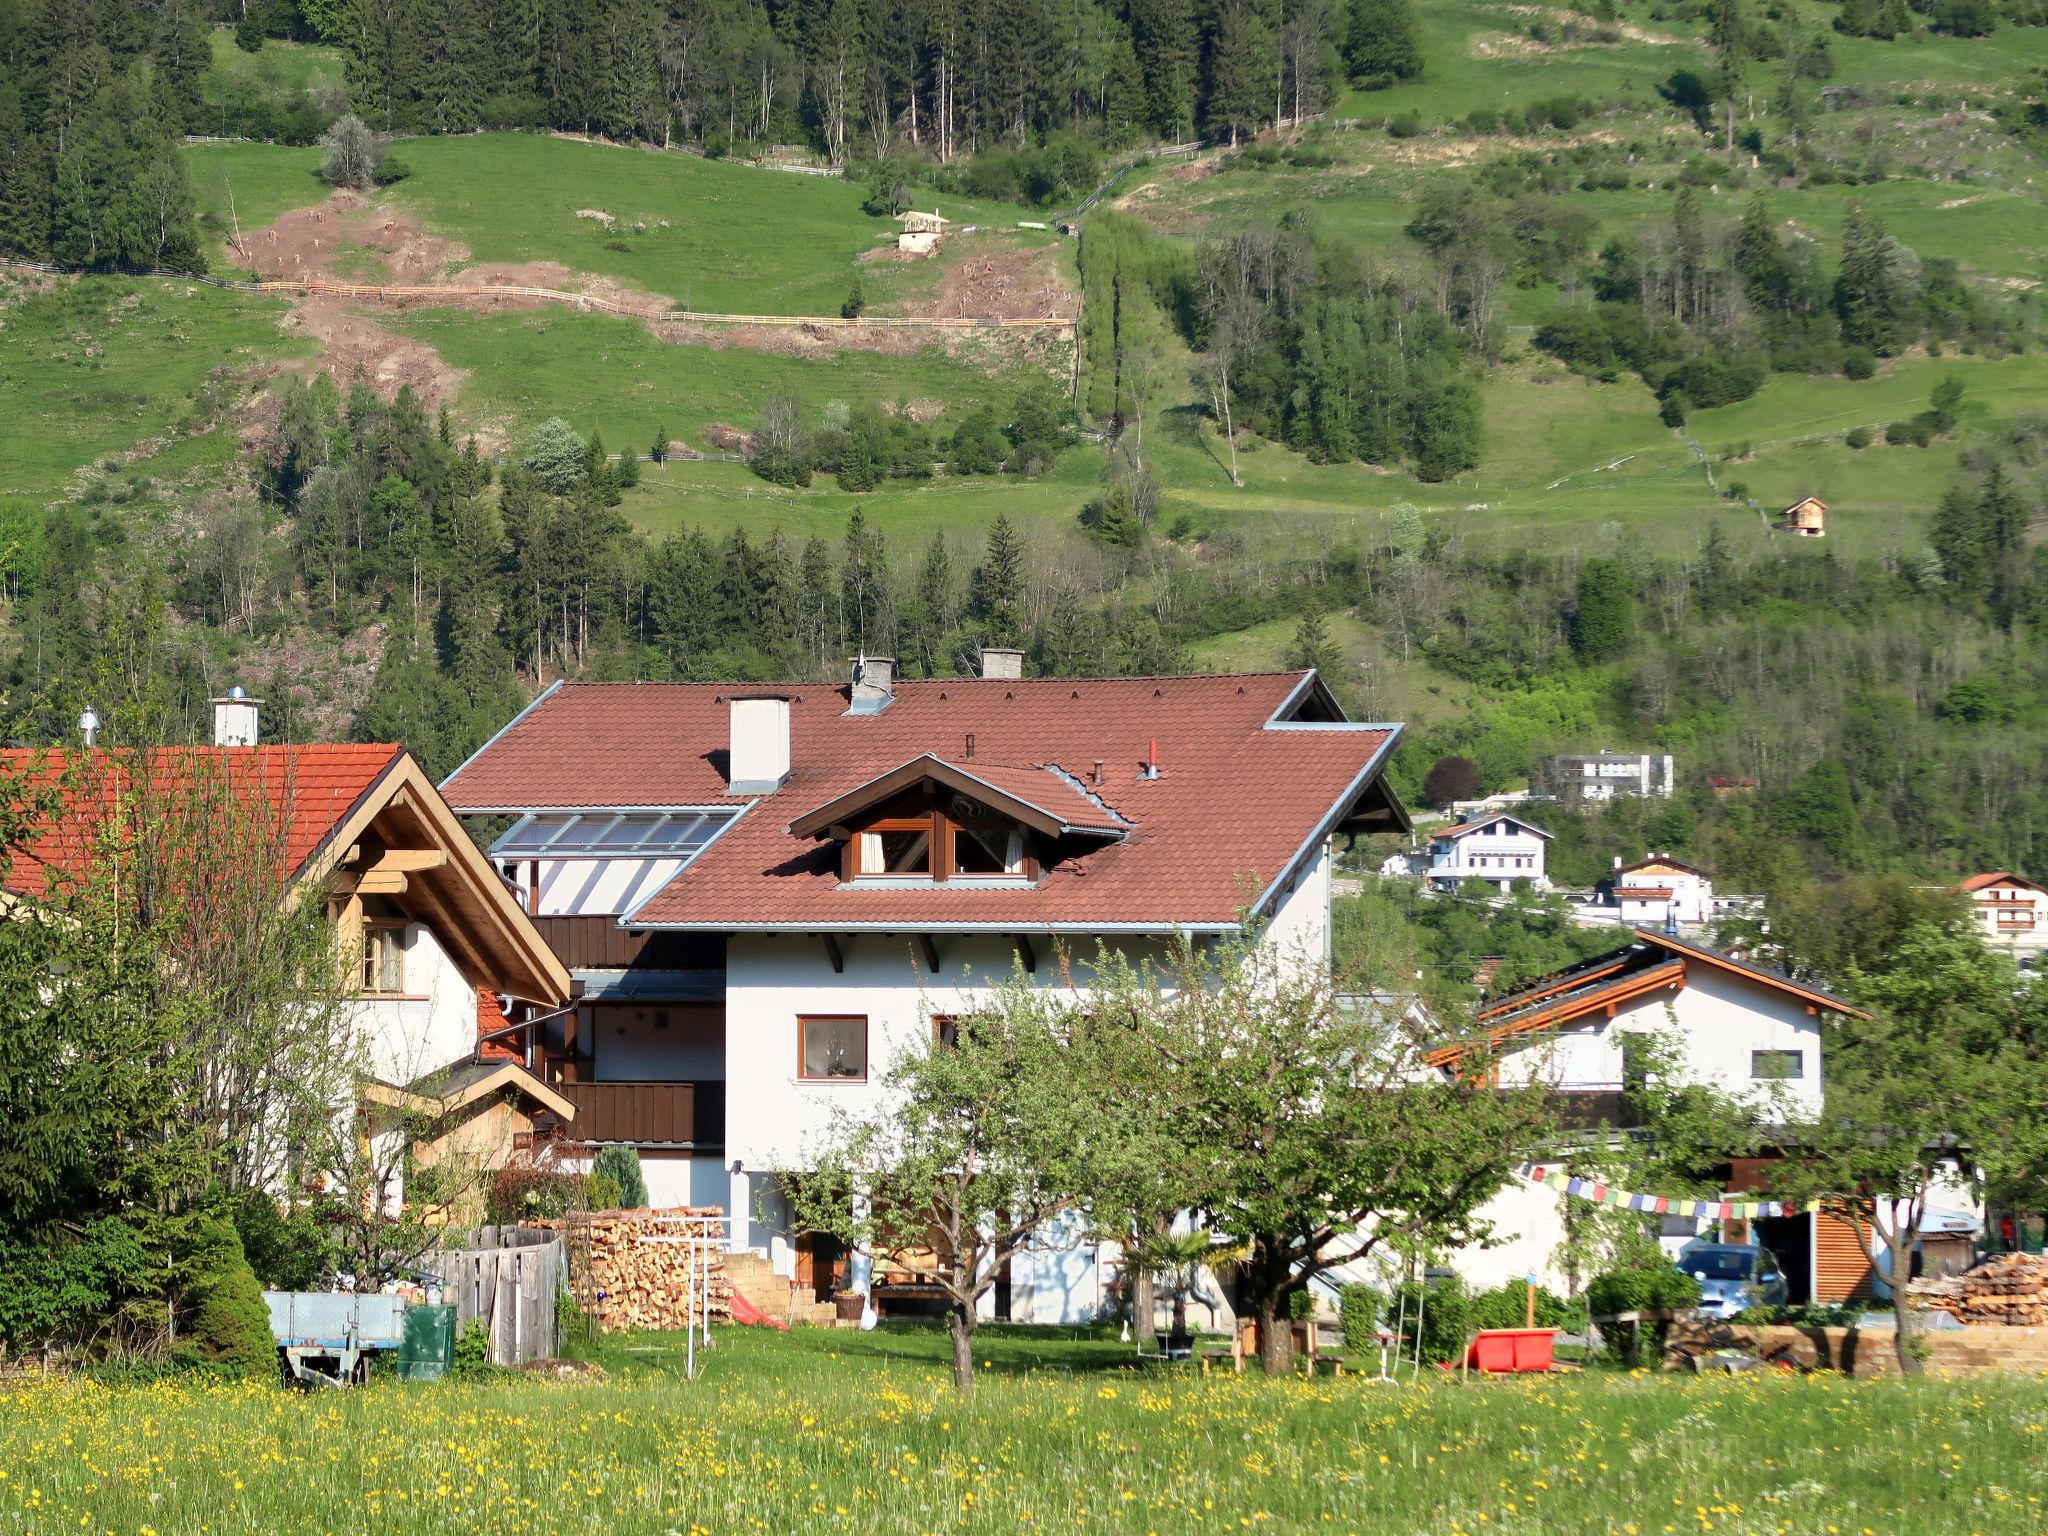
[1203, 0, 1268, 145]
[900, 532, 956, 677]
[1128, 0, 1197, 136]
[969, 511, 1026, 644]
[0, 85, 52, 258]
[1342, 0, 1421, 87]
[1836, 203, 1911, 355]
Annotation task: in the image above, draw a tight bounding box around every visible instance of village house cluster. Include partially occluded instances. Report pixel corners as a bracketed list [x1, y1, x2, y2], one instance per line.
[9, 664, 2029, 1328]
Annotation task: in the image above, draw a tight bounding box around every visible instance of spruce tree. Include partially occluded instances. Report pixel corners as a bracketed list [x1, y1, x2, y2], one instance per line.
[1571, 558, 1633, 661]
[1128, 0, 1198, 136]
[1204, 0, 1269, 146]
[969, 511, 1025, 642]
[0, 86, 51, 259]
[1284, 606, 1340, 676]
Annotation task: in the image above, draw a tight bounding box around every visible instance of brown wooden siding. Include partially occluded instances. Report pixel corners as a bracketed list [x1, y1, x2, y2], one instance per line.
[1814, 1210, 1877, 1303]
[562, 1081, 725, 1147]
[532, 917, 724, 971]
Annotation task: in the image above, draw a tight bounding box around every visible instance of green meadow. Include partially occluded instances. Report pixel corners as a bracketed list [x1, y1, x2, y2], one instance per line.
[0, 277, 298, 505]
[3, 1323, 2046, 1534]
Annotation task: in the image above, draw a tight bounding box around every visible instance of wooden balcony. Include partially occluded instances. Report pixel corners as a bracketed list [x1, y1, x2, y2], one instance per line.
[562, 1080, 725, 1148]
[531, 916, 724, 971]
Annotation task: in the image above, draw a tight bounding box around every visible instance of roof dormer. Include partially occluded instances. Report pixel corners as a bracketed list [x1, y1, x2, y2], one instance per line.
[787, 755, 1128, 887]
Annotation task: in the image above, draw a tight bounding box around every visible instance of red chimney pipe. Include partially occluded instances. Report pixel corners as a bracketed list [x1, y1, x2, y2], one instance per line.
[1145, 739, 1159, 779]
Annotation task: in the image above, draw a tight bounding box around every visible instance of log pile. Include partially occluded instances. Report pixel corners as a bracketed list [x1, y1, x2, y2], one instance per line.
[1957, 1253, 2048, 1327]
[542, 1207, 733, 1333]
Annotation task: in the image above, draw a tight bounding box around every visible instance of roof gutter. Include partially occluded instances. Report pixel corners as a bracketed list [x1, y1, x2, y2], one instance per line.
[618, 918, 1243, 936]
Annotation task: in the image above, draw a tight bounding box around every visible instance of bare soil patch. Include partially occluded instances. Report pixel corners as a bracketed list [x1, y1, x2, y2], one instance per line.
[278, 297, 469, 411]
[930, 242, 1078, 322]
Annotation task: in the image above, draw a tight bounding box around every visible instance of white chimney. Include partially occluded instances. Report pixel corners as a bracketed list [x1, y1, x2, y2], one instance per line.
[980, 647, 1023, 680]
[211, 687, 260, 747]
[77, 707, 100, 748]
[728, 695, 791, 794]
[848, 655, 895, 715]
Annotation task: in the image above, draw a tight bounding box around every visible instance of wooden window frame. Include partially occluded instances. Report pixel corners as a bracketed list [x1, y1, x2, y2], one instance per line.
[797, 1014, 869, 1083]
[845, 809, 1040, 885]
[360, 920, 408, 997]
[932, 1013, 959, 1049]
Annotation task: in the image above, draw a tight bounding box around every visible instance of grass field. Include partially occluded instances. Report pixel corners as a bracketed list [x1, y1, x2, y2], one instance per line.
[387, 306, 1060, 462]
[0, 277, 297, 504]
[629, 347, 2047, 561]
[3, 1323, 2045, 1533]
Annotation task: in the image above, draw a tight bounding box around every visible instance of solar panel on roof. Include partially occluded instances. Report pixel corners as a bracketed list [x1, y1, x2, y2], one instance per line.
[491, 810, 735, 860]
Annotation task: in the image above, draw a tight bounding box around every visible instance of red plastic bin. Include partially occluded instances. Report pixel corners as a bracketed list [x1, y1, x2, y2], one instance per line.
[1464, 1328, 1556, 1373]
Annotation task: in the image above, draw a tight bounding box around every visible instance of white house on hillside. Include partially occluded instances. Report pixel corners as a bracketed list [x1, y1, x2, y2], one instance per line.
[442, 660, 1411, 1324]
[1614, 854, 1715, 928]
[1956, 872, 2046, 967]
[1425, 812, 1552, 893]
[1544, 750, 1675, 803]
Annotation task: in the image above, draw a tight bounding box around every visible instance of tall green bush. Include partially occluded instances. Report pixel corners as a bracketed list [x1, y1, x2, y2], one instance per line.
[1339, 1283, 1385, 1353]
[179, 1215, 277, 1377]
[591, 1145, 648, 1210]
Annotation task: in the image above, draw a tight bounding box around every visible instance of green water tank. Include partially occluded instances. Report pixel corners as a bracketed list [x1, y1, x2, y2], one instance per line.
[396, 1304, 457, 1381]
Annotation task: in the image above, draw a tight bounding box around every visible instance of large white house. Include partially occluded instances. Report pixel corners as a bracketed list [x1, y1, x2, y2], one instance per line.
[442, 660, 1410, 1322]
[1544, 750, 1675, 803]
[1425, 931, 1874, 1302]
[1424, 812, 1552, 892]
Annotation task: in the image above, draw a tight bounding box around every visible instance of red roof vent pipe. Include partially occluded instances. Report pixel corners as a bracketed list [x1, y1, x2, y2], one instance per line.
[1142, 739, 1160, 781]
[964, 731, 977, 760]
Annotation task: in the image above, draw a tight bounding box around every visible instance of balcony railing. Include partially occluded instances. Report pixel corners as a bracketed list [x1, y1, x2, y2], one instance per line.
[1555, 1085, 1643, 1131]
[562, 1080, 725, 1147]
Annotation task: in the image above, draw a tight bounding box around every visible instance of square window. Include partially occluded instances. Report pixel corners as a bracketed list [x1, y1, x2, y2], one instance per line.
[361, 923, 406, 995]
[799, 1016, 868, 1080]
[932, 1014, 959, 1049]
[952, 825, 1024, 876]
[1751, 1049, 1803, 1081]
[857, 827, 930, 877]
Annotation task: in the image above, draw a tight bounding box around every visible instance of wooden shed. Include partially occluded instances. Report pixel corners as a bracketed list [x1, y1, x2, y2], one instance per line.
[896, 210, 952, 256]
[1780, 496, 1827, 537]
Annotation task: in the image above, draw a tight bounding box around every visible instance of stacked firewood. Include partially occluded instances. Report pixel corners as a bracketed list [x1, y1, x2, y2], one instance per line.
[1959, 1253, 2048, 1327]
[1908, 1273, 1967, 1324]
[543, 1207, 733, 1333]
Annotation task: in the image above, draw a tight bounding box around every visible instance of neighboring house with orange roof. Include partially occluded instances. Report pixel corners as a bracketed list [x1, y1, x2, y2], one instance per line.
[1955, 872, 2046, 965]
[442, 656, 1411, 1321]
[1422, 930, 1870, 1295]
[1, 695, 573, 1219]
[1423, 812, 1551, 893]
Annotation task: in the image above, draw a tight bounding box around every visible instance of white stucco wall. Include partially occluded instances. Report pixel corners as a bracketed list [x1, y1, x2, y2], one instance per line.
[352, 920, 480, 1086]
[590, 1006, 724, 1080]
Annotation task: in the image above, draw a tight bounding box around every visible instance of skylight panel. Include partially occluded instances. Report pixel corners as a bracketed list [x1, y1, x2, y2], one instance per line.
[491, 809, 736, 860]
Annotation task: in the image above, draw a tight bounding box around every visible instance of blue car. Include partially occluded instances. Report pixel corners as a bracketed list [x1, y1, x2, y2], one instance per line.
[1678, 1242, 1789, 1317]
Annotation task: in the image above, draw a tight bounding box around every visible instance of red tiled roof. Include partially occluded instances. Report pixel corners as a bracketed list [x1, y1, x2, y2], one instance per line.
[786, 755, 1129, 840]
[477, 987, 521, 1062]
[1618, 886, 1676, 900]
[443, 674, 1403, 930]
[1958, 871, 2046, 895]
[1437, 813, 1552, 840]
[0, 745, 402, 898]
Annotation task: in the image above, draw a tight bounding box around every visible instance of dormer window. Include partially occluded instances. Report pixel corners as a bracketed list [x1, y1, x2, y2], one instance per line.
[856, 821, 934, 877]
[788, 753, 1129, 890]
[849, 809, 1035, 883]
[952, 823, 1025, 877]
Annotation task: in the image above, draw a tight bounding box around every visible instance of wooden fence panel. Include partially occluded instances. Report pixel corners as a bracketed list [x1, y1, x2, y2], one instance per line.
[417, 1229, 563, 1366]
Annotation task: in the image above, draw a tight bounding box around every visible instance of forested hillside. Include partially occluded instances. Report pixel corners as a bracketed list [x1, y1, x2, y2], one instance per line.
[2, 0, 2046, 913]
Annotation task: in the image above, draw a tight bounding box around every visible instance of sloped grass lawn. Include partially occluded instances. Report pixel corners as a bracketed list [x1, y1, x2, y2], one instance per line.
[389, 307, 1047, 461]
[0, 277, 298, 504]
[3, 1322, 2045, 1533]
